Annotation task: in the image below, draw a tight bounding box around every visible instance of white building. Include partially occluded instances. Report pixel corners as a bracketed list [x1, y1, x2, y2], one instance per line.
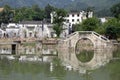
[65, 11, 93, 25]
[51, 11, 93, 25]
[4, 21, 55, 39]
[18, 21, 54, 38]
[6, 23, 20, 38]
[99, 18, 107, 23]
[0, 29, 5, 38]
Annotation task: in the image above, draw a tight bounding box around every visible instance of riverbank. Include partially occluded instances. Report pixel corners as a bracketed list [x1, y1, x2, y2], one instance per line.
[0, 38, 58, 45]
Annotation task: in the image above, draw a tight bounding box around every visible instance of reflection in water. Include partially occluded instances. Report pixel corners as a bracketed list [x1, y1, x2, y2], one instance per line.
[0, 42, 113, 73]
[76, 50, 94, 63]
[0, 42, 119, 80]
[75, 38, 94, 63]
[0, 45, 11, 54]
[59, 41, 113, 74]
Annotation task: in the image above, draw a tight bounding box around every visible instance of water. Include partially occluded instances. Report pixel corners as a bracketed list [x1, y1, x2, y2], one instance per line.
[0, 43, 120, 80]
[0, 59, 120, 80]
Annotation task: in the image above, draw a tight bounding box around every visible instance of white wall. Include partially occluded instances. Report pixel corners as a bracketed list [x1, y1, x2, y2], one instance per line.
[0, 29, 5, 38]
[6, 23, 20, 38]
[99, 18, 107, 23]
[7, 23, 19, 28]
[18, 23, 53, 38]
[51, 11, 93, 26]
[6, 28, 19, 38]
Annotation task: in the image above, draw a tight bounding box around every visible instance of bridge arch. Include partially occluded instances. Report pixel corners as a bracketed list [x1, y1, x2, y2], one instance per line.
[75, 37, 95, 63]
[75, 37, 95, 49]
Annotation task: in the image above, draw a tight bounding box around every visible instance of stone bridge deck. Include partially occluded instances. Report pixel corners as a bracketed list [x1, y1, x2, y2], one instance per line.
[59, 31, 113, 50]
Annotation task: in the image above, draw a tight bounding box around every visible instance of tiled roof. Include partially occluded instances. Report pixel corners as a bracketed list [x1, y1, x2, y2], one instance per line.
[19, 19, 51, 24]
[19, 21, 43, 24]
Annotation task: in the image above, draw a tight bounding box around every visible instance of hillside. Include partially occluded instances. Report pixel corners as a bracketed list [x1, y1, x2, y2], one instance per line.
[0, 0, 119, 9]
[0, 0, 120, 16]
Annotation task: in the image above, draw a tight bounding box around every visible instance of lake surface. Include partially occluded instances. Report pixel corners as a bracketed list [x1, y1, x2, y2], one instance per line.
[0, 43, 120, 80]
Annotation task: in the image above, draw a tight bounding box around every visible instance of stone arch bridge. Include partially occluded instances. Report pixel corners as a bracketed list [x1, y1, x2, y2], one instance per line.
[59, 31, 113, 50]
[58, 31, 113, 72]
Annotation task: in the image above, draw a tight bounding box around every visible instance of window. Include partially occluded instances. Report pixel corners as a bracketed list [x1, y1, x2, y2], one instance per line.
[72, 19, 74, 22]
[77, 19, 79, 21]
[72, 14, 74, 17]
[77, 14, 79, 17]
[67, 15, 69, 17]
[67, 19, 69, 22]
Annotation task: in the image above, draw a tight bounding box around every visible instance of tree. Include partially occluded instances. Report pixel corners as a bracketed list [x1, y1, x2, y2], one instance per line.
[13, 7, 28, 22]
[111, 2, 120, 18]
[72, 24, 83, 32]
[52, 9, 67, 37]
[31, 5, 45, 21]
[13, 5, 45, 22]
[53, 24, 63, 37]
[0, 5, 14, 24]
[82, 17, 100, 31]
[53, 9, 67, 24]
[105, 26, 118, 39]
[74, 17, 100, 31]
[103, 18, 120, 39]
[45, 4, 55, 18]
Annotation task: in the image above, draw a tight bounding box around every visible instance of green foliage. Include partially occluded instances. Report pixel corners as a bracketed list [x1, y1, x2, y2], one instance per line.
[74, 16, 120, 39]
[73, 24, 83, 31]
[52, 9, 67, 37]
[105, 26, 117, 39]
[82, 17, 100, 31]
[76, 50, 94, 62]
[44, 4, 55, 18]
[13, 5, 46, 22]
[74, 17, 100, 31]
[103, 18, 120, 39]
[95, 26, 106, 35]
[111, 2, 120, 18]
[53, 24, 63, 37]
[53, 9, 67, 24]
[0, 0, 120, 17]
[0, 5, 14, 24]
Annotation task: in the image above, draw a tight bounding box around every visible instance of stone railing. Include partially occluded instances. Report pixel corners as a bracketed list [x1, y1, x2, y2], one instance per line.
[92, 31, 110, 42]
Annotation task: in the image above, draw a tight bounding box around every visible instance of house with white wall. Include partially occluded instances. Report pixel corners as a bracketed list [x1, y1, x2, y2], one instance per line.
[6, 23, 20, 38]
[18, 21, 54, 39]
[3, 20, 55, 39]
[99, 17, 108, 23]
[65, 11, 93, 25]
[0, 29, 5, 38]
[51, 11, 93, 25]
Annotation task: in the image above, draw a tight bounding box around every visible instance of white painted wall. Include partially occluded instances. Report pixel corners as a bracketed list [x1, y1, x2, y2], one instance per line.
[7, 23, 19, 28]
[51, 11, 93, 25]
[6, 28, 19, 38]
[2, 22, 54, 39]
[99, 18, 107, 23]
[65, 11, 93, 25]
[0, 29, 5, 38]
[18, 23, 53, 38]
[6, 23, 20, 38]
